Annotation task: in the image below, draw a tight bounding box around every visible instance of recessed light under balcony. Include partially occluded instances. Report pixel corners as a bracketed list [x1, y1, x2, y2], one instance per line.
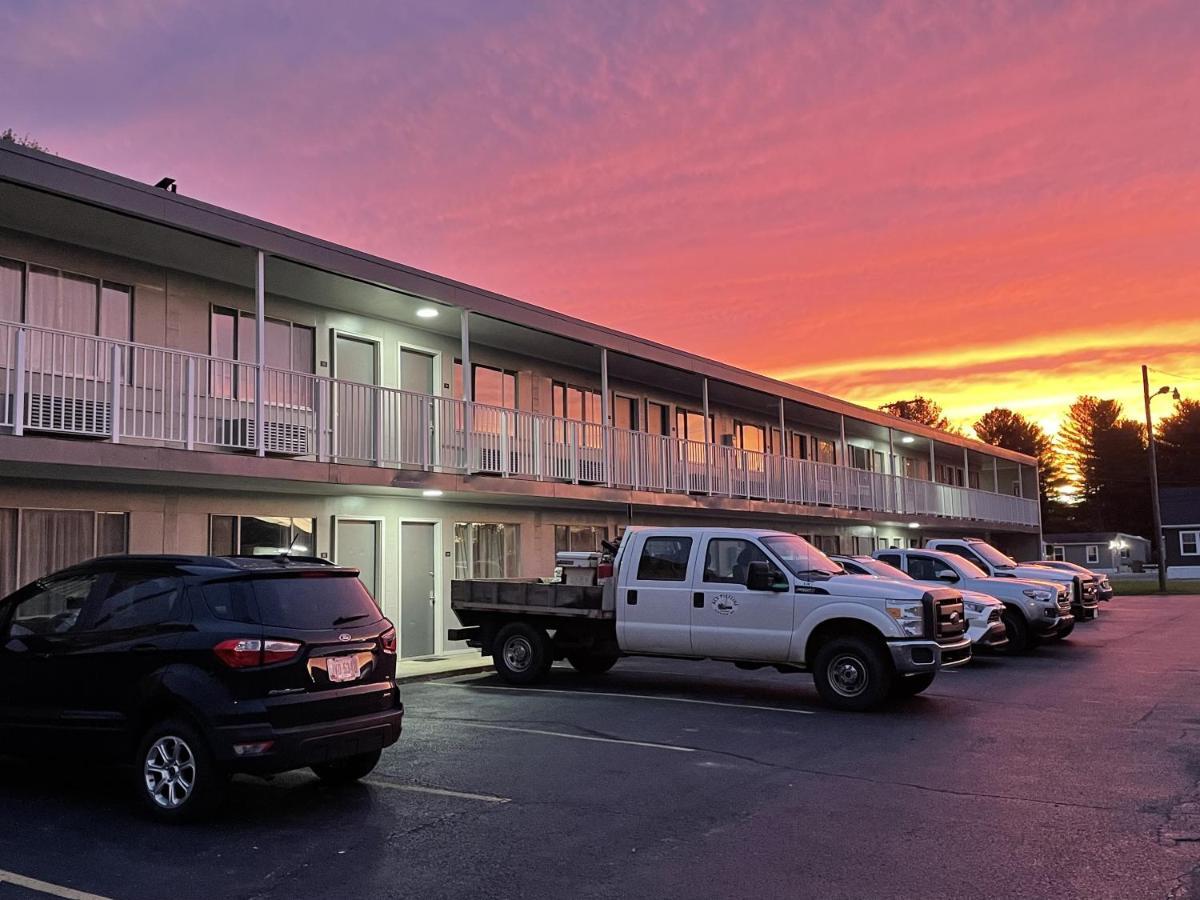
[416, 307, 439, 319]
[901, 436, 915, 444]
[422, 489, 444, 497]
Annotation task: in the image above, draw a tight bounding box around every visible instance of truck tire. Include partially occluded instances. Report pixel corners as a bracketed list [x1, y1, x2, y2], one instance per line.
[1053, 619, 1075, 640]
[999, 607, 1032, 653]
[566, 651, 619, 676]
[812, 635, 892, 711]
[891, 672, 935, 698]
[492, 622, 552, 685]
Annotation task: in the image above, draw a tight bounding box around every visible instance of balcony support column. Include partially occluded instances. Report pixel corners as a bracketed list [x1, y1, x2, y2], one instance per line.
[702, 377, 712, 495]
[778, 398, 786, 454]
[928, 438, 935, 481]
[461, 310, 473, 473]
[600, 347, 611, 486]
[839, 414, 846, 467]
[254, 250, 266, 458]
[993, 456, 999, 494]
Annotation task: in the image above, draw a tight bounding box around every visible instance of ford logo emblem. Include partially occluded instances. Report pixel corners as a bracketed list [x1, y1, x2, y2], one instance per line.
[339, 633, 352, 642]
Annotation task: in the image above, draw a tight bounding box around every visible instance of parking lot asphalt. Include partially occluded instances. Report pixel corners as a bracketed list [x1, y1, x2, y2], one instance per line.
[3, 597, 1200, 900]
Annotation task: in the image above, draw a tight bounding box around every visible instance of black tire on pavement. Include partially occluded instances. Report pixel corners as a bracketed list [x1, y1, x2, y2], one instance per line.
[135, 718, 226, 823]
[1054, 619, 1075, 640]
[891, 672, 936, 698]
[492, 622, 553, 685]
[811, 635, 893, 711]
[312, 749, 382, 785]
[999, 607, 1031, 653]
[566, 651, 619, 676]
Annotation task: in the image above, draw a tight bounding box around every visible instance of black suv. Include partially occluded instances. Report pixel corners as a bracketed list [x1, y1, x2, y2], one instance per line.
[0, 554, 404, 821]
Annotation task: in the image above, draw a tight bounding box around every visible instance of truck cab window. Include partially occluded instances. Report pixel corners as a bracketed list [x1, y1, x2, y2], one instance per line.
[703, 539, 773, 586]
[878, 553, 902, 568]
[636, 537, 693, 582]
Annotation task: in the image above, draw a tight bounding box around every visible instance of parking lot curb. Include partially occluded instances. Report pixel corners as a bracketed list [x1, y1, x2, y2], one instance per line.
[395, 662, 495, 685]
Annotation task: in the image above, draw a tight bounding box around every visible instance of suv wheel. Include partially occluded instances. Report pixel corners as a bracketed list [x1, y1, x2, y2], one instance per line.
[492, 622, 552, 685]
[811, 636, 892, 711]
[136, 718, 224, 822]
[313, 749, 382, 785]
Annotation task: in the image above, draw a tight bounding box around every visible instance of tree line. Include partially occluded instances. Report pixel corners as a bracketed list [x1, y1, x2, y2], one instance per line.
[879, 395, 1200, 536]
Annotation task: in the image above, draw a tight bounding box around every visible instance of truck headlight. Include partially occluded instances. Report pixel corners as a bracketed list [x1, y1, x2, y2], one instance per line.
[964, 600, 986, 616]
[1022, 588, 1052, 601]
[886, 600, 925, 637]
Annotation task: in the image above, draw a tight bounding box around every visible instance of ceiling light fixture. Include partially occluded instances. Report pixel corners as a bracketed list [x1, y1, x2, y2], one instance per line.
[901, 436, 915, 444]
[416, 307, 439, 319]
[907, 522, 920, 529]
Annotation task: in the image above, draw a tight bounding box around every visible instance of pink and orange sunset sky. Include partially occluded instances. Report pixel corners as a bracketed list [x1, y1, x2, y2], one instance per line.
[3, 0, 1198, 434]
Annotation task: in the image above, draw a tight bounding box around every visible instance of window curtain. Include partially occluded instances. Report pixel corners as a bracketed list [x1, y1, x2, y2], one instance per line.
[96, 513, 129, 557]
[0, 508, 16, 596]
[19, 509, 96, 585]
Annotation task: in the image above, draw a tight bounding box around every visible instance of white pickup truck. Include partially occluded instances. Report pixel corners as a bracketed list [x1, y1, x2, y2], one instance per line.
[925, 538, 1100, 621]
[449, 527, 972, 711]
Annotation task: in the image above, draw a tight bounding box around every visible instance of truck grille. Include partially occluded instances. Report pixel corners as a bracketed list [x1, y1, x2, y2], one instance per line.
[935, 598, 967, 639]
[1057, 592, 1072, 615]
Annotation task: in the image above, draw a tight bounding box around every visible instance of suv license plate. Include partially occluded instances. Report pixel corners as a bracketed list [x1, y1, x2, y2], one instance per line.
[327, 655, 359, 683]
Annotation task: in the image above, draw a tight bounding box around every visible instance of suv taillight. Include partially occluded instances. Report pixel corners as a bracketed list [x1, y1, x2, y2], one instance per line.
[380, 621, 397, 655]
[214, 638, 302, 668]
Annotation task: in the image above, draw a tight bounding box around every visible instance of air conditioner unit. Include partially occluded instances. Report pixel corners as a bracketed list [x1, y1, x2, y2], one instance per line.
[220, 418, 311, 456]
[26, 394, 111, 436]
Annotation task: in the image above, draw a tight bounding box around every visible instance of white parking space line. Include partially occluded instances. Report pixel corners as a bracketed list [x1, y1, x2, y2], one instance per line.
[0, 869, 111, 900]
[429, 680, 817, 715]
[455, 721, 696, 752]
[361, 780, 511, 804]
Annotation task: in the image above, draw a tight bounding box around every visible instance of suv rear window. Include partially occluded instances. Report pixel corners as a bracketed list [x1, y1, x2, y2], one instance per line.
[250, 575, 382, 630]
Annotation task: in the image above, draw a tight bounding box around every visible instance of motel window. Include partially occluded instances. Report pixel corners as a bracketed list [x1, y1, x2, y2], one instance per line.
[645, 401, 669, 436]
[815, 439, 837, 466]
[454, 523, 520, 579]
[1182, 532, 1199, 557]
[1086, 545, 1100, 564]
[22, 264, 131, 342]
[210, 308, 315, 402]
[554, 525, 608, 555]
[676, 409, 712, 444]
[208, 515, 316, 557]
[454, 361, 518, 410]
[1049, 545, 1065, 561]
[0, 508, 129, 594]
[734, 421, 766, 455]
[552, 382, 601, 424]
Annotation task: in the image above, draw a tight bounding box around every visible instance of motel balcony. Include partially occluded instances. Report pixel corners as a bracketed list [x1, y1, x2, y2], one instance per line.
[0, 320, 1040, 528]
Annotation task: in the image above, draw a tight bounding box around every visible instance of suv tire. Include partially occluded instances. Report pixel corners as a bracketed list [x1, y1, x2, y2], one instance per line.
[812, 635, 892, 711]
[136, 718, 225, 823]
[492, 622, 552, 685]
[312, 749, 382, 785]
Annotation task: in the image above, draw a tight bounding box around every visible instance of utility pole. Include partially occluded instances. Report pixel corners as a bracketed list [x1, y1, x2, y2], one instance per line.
[1141, 365, 1172, 594]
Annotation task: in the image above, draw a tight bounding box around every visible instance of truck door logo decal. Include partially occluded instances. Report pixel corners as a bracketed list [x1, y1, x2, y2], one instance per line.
[712, 593, 738, 615]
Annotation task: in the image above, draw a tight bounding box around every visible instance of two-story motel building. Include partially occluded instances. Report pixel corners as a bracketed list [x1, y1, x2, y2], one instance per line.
[0, 144, 1041, 660]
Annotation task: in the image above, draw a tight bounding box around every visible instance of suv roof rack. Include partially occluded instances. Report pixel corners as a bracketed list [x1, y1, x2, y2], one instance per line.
[220, 555, 346, 570]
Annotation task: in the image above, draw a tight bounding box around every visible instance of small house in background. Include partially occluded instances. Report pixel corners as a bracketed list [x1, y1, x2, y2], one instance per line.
[1162, 488, 1200, 578]
[1042, 533, 1152, 573]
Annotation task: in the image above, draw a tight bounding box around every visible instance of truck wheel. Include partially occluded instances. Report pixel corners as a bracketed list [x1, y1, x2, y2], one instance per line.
[812, 636, 892, 711]
[493, 622, 552, 685]
[1053, 620, 1075, 640]
[891, 673, 935, 698]
[999, 608, 1031, 653]
[566, 651, 619, 676]
[135, 718, 225, 823]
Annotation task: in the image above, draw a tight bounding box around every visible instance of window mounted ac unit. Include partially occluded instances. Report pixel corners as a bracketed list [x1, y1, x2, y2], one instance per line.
[26, 394, 111, 436]
[219, 418, 311, 456]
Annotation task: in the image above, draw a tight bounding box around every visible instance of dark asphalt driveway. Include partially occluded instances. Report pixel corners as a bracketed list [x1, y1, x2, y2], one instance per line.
[2, 596, 1200, 900]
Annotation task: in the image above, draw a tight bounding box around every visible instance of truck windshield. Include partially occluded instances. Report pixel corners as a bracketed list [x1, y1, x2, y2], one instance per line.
[761, 535, 842, 578]
[969, 541, 1018, 570]
[861, 559, 912, 580]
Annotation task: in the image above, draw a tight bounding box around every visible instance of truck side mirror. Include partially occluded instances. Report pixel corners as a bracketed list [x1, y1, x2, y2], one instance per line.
[936, 570, 959, 583]
[746, 561, 787, 592]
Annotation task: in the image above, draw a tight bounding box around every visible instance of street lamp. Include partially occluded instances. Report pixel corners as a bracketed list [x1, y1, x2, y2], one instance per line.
[1141, 365, 1179, 593]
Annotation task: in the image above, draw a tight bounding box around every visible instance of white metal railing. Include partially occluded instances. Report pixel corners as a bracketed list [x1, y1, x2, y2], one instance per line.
[0, 321, 1041, 528]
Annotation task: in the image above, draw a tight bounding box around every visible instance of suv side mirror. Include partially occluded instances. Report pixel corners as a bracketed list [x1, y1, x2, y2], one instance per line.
[746, 561, 787, 592]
